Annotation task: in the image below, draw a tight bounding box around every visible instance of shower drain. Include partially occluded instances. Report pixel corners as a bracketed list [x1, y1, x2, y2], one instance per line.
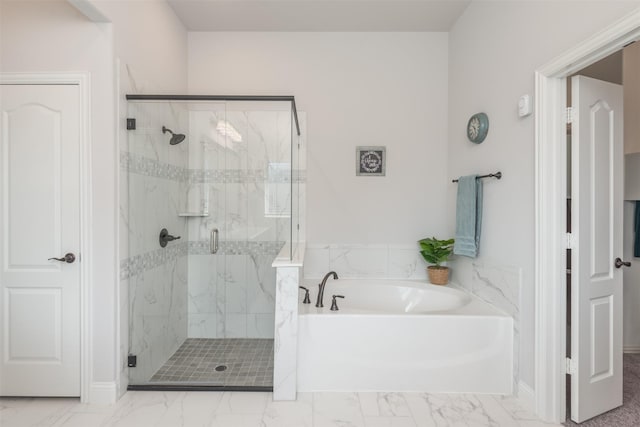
[215, 365, 227, 372]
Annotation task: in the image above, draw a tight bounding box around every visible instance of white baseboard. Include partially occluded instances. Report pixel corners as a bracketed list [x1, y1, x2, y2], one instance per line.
[116, 376, 129, 400]
[517, 381, 536, 414]
[89, 381, 117, 404]
[624, 346, 640, 353]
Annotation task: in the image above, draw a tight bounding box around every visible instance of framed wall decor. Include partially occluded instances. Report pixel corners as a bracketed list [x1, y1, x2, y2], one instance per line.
[356, 146, 386, 176]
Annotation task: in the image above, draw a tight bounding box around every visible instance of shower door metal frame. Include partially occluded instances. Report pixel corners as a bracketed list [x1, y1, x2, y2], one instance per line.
[125, 94, 301, 136]
[124, 94, 300, 392]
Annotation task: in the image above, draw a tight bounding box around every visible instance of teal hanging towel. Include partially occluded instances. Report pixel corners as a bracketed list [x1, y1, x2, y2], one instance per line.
[635, 201, 640, 258]
[453, 175, 483, 258]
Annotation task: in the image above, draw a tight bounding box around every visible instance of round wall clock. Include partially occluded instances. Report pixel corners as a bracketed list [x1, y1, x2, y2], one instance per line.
[467, 112, 489, 144]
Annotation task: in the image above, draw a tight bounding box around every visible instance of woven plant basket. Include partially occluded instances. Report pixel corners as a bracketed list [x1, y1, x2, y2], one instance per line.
[427, 266, 449, 285]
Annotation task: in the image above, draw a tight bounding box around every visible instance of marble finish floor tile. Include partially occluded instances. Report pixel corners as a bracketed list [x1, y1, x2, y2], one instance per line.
[0, 391, 562, 427]
[149, 338, 273, 387]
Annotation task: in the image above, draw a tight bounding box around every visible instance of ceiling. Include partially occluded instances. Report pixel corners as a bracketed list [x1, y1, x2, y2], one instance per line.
[167, 0, 471, 32]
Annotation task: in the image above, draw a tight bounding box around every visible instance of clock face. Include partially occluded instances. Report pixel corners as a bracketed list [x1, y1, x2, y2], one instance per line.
[468, 117, 480, 140]
[467, 113, 489, 144]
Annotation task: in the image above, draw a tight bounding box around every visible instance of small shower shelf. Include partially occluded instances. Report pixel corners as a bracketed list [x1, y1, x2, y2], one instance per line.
[178, 212, 209, 217]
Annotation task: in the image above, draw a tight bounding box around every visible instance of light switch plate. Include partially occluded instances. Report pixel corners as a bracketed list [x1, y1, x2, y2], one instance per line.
[518, 95, 532, 117]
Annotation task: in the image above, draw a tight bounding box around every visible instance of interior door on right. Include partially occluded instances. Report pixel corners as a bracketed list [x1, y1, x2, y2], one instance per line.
[571, 75, 624, 423]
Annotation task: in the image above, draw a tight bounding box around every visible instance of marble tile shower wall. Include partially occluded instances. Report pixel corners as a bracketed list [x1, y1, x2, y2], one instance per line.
[121, 101, 190, 383]
[123, 102, 190, 260]
[184, 109, 298, 243]
[184, 109, 304, 340]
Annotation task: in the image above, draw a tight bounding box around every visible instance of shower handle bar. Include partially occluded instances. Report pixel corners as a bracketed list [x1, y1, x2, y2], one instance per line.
[210, 228, 219, 254]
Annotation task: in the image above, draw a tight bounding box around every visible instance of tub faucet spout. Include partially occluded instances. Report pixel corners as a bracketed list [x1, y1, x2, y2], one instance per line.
[316, 271, 339, 308]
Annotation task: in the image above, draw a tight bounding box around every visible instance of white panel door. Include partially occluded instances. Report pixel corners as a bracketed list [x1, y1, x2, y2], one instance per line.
[571, 75, 624, 423]
[0, 84, 80, 396]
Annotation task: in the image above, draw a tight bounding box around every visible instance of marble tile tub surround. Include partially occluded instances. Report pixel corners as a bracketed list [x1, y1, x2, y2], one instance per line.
[273, 266, 300, 401]
[270, 244, 305, 400]
[0, 391, 561, 427]
[304, 244, 428, 280]
[468, 261, 522, 391]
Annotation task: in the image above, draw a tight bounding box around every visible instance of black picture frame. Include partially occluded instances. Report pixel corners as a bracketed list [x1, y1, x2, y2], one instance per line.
[356, 146, 386, 176]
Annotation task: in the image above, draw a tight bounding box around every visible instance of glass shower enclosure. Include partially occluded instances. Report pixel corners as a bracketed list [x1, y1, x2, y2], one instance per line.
[121, 95, 302, 389]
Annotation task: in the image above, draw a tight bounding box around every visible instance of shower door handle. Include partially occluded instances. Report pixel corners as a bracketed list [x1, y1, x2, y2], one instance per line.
[210, 228, 219, 254]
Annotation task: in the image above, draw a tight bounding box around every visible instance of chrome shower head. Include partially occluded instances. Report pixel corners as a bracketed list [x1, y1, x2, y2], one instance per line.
[162, 126, 186, 145]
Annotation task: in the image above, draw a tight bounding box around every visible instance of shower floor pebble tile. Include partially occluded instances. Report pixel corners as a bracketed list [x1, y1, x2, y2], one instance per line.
[0, 391, 562, 427]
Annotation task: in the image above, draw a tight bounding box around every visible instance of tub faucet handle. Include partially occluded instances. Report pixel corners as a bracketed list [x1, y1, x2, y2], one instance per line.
[299, 286, 311, 304]
[330, 295, 345, 311]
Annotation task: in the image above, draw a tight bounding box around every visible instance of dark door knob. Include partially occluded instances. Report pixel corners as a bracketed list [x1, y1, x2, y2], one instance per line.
[48, 253, 76, 263]
[615, 257, 631, 268]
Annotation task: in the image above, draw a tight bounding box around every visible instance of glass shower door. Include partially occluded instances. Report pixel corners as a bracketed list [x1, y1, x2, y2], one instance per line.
[193, 103, 292, 387]
[124, 97, 297, 388]
[124, 100, 190, 385]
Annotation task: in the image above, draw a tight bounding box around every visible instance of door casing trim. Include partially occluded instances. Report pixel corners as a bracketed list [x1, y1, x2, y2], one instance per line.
[534, 8, 640, 423]
[0, 72, 92, 403]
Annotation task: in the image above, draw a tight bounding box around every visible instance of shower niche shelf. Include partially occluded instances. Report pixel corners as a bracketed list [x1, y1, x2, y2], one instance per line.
[178, 212, 209, 217]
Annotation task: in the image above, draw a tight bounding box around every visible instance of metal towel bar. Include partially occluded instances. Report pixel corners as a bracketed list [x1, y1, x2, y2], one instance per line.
[452, 171, 502, 183]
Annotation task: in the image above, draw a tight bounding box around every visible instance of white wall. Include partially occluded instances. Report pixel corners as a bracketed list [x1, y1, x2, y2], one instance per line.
[188, 32, 449, 247]
[448, 0, 640, 390]
[93, 0, 188, 95]
[0, 0, 117, 400]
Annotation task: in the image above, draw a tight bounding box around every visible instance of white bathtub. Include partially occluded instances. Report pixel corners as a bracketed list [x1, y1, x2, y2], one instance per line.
[297, 279, 513, 394]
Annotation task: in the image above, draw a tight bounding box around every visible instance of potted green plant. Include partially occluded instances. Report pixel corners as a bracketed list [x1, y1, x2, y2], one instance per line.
[418, 237, 454, 285]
